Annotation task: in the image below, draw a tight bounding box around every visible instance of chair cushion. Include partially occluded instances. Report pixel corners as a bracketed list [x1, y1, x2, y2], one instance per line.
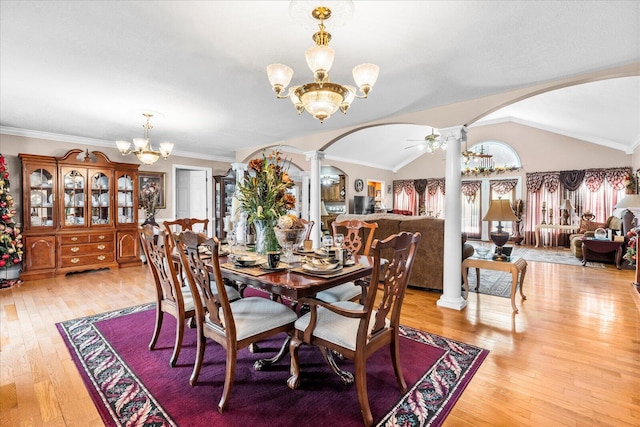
[294, 301, 389, 351]
[315, 282, 361, 303]
[214, 297, 297, 341]
[210, 281, 241, 302]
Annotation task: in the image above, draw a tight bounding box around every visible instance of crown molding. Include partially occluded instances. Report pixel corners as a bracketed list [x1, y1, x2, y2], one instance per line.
[470, 117, 631, 153]
[0, 126, 235, 163]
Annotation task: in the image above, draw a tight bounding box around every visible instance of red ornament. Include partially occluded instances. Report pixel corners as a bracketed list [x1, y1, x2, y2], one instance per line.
[12, 258, 20, 264]
[0, 260, 5, 267]
[2, 254, 9, 260]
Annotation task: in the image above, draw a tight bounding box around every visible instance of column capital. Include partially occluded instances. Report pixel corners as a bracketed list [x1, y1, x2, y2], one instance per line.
[304, 150, 326, 162]
[439, 125, 468, 143]
[230, 162, 247, 172]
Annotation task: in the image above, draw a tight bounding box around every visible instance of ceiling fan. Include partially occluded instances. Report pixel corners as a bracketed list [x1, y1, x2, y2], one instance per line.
[405, 128, 444, 153]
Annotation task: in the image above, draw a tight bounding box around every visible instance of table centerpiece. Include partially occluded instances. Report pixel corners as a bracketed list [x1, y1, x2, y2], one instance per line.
[237, 150, 296, 254]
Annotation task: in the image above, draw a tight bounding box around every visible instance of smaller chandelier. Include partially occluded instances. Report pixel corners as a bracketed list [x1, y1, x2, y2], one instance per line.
[266, 5, 379, 123]
[115, 113, 174, 165]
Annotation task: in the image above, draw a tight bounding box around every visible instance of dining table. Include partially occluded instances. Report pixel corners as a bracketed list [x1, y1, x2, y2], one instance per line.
[214, 250, 375, 384]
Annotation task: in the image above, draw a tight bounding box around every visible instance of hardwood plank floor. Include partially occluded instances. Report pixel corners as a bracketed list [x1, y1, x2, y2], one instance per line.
[1, 253, 639, 426]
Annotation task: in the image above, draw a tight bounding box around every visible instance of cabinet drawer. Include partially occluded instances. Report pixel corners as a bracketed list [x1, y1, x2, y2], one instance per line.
[60, 252, 115, 268]
[60, 234, 90, 245]
[90, 233, 114, 243]
[60, 242, 114, 256]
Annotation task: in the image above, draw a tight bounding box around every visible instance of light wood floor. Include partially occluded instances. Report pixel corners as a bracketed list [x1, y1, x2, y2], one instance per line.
[1, 252, 639, 426]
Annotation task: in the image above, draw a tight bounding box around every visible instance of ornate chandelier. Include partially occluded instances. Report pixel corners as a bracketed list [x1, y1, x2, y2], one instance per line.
[266, 5, 379, 123]
[115, 113, 174, 165]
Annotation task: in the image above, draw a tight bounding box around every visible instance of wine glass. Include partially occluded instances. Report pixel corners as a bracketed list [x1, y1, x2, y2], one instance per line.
[333, 233, 344, 263]
[322, 235, 333, 255]
[226, 228, 237, 254]
[275, 228, 306, 269]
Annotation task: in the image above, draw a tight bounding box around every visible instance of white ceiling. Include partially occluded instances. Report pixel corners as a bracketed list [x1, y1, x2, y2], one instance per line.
[1, 1, 639, 171]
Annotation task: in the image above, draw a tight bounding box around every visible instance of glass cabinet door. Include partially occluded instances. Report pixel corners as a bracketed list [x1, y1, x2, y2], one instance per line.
[90, 171, 111, 225]
[28, 167, 55, 228]
[116, 173, 135, 224]
[62, 169, 86, 226]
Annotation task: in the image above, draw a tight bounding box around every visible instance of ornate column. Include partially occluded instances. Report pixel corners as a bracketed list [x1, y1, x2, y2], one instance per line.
[437, 125, 468, 311]
[230, 162, 248, 240]
[301, 171, 311, 221]
[305, 150, 325, 247]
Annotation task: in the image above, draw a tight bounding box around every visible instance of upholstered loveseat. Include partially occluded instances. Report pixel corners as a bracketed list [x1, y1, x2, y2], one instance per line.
[569, 215, 623, 260]
[331, 213, 474, 291]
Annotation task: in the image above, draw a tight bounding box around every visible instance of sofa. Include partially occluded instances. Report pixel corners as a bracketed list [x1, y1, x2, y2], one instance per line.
[331, 213, 475, 291]
[569, 215, 624, 261]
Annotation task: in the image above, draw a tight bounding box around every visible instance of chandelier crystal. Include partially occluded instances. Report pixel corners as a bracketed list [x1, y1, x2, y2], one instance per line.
[266, 5, 379, 123]
[115, 113, 174, 165]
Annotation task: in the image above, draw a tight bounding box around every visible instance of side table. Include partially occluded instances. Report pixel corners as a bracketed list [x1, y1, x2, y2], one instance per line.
[581, 238, 623, 269]
[462, 256, 528, 313]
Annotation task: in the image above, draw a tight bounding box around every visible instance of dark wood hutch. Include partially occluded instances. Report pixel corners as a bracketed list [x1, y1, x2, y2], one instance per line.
[19, 149, 141, 280]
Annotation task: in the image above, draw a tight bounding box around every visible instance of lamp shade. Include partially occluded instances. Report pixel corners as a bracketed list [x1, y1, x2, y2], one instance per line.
[615, 194, 640, 209]
[560, 199, 574, 211]
[483, 199, 518, 222]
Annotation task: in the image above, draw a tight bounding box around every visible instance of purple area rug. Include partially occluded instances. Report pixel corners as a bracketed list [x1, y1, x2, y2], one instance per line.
[57, 304, 488, 426]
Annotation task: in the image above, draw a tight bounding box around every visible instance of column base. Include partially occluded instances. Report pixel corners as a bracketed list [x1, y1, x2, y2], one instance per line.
[436, 295, 468, 310]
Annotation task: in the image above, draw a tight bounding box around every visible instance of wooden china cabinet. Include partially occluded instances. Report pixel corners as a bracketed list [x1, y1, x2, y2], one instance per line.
[19, 149, 141, 280]
[214, 169, 236, 239]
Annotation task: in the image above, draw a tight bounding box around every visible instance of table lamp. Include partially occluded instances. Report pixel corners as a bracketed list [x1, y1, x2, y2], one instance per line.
[560, 199, 574, 225]
[483, 198, 518, 261]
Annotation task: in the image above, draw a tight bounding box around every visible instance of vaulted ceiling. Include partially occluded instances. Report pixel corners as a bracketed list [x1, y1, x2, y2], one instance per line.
[1, 1, 638, 171]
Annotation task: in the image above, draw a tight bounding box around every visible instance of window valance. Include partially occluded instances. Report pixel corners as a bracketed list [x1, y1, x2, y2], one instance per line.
[527, 167, 631, 193]
[490, 178, 518, 195]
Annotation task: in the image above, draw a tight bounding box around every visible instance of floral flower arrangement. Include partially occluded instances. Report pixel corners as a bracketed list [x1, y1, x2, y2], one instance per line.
[623, 228, 638, 266]
[140, 181, 160, 220]
[513, 199, 525, 221]
[624, 172, 636, 193]
[461, 165, 521, 177]
[237, 150, 296, 224]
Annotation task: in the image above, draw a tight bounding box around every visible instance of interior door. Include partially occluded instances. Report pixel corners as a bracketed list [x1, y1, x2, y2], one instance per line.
[175, 168, 210, 234]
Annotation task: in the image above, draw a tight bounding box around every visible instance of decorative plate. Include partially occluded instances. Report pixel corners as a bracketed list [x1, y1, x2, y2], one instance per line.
[354, 178, 364, 192]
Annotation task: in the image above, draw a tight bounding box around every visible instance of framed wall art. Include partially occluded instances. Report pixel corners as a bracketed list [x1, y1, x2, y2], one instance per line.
[138, 171, 166, 209]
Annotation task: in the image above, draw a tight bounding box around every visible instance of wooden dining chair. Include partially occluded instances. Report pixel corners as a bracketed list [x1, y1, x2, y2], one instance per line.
[163, 218, 242, 300]
[288, 231, 421, 427]
[176, 230, 298, 413]
[139, 224, 196, 367]
[314, 219, 378, 303]
[163, 217, 210, 252]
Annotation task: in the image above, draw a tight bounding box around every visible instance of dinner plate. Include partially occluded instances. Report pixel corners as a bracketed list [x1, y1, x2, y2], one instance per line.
[230, 255, 261, 267]
[302, 263, 342, 274]
[30, 172, 42, 187]
[260, 262, 289, 272]
[30, 190, 43, 206]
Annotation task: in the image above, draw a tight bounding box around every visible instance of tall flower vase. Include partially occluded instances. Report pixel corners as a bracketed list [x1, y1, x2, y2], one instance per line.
[253, 219, 279, 255]
[142, 210, 158, 227]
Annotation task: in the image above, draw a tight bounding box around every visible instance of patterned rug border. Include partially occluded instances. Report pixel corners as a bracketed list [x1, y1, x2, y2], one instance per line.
[57, 304, 489, 427]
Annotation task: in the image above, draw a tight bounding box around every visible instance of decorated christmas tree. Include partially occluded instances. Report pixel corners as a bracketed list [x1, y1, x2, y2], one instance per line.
[0, 154, 23, 282]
